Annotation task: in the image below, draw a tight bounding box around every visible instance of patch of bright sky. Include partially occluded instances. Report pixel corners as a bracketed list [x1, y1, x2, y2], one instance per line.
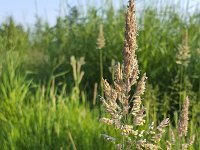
[0, 0, 199, 27]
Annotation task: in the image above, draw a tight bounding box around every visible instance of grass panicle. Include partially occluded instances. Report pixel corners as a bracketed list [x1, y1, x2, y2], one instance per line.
[178, 96, 189, 137]
[97, 24, 105, 50]
[176, 30, 191, 67]
[100, 0, 170, 149]
[167, 97, 195, 150]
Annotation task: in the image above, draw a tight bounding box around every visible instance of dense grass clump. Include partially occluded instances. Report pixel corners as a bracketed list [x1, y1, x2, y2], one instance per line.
[0, 53, 114, 150]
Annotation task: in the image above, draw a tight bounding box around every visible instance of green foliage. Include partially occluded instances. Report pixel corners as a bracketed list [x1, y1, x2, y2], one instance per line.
[0, 53, 114, 150]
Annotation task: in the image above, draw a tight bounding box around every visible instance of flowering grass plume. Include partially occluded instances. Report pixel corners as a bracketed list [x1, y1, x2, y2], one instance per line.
[178, 96, 189, 137]
[96, 24, 105, 50]
[166, 97, 195, 150]
[100, 0, 169, 149]
[178, 97, 195, 149]
[176, 30, 191, 67]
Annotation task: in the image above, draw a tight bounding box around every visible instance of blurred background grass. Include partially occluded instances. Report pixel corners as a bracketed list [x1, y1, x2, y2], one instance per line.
[0, 0, 199, 149]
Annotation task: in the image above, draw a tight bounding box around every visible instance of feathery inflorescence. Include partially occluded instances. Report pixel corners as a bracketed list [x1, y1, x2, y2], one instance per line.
[96, 24, 105, 50]
[100, 0, 170, 149]
[176, 30, 191, 67]
[178, 97, 195, 149]
[166, 97, 195, 150]
[178, 96, 189, 137]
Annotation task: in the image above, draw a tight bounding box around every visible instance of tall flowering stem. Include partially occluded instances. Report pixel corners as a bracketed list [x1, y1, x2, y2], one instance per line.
[97, 24, 105, 97]
[100, 0, 169, 149]
[178, 96, 189, 137]
[123, 0, 139, 93]
[167, 97, 195, 149]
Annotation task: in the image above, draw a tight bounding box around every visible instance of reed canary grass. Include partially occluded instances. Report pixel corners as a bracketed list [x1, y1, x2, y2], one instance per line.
[97, 24, 105, 50]
[100, 0, 169, 149]
[166, 97, 195, 150]
[178, 96, 189, 137]
[176, 30, 191, 67]
[97, 24, 105, 97]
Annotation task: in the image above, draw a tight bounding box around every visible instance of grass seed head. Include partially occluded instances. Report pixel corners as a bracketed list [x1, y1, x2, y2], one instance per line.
[100, 0, 170, 148]
[178, 96, 189, 137]
[176, 30, 191, 67]
[96, 24, 105, 50]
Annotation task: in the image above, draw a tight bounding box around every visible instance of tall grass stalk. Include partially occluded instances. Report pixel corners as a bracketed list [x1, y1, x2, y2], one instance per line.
[176, 29, 191, 108]
[96, 23, 106, 116]
[97, 23, 106, 96]
[100, 0, 169, 149]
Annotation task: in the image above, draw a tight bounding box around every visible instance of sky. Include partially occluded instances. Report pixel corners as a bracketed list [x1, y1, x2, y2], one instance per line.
[0, 0, 117, 26]
[0, 0, 62, 26]
[0, 0, 199, 27]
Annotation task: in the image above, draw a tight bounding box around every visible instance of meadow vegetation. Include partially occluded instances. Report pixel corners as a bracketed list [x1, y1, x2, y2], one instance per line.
[0, 0, 199, 149]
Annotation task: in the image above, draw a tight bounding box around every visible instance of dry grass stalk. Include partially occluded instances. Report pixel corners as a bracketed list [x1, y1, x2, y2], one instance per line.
[100, 0, 169, 149]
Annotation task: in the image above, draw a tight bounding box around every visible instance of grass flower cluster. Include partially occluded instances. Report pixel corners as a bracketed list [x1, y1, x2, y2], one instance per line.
[100, 0, 170, 149]
[167, 97, 195, 150]
[176, 30, 191, 67]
